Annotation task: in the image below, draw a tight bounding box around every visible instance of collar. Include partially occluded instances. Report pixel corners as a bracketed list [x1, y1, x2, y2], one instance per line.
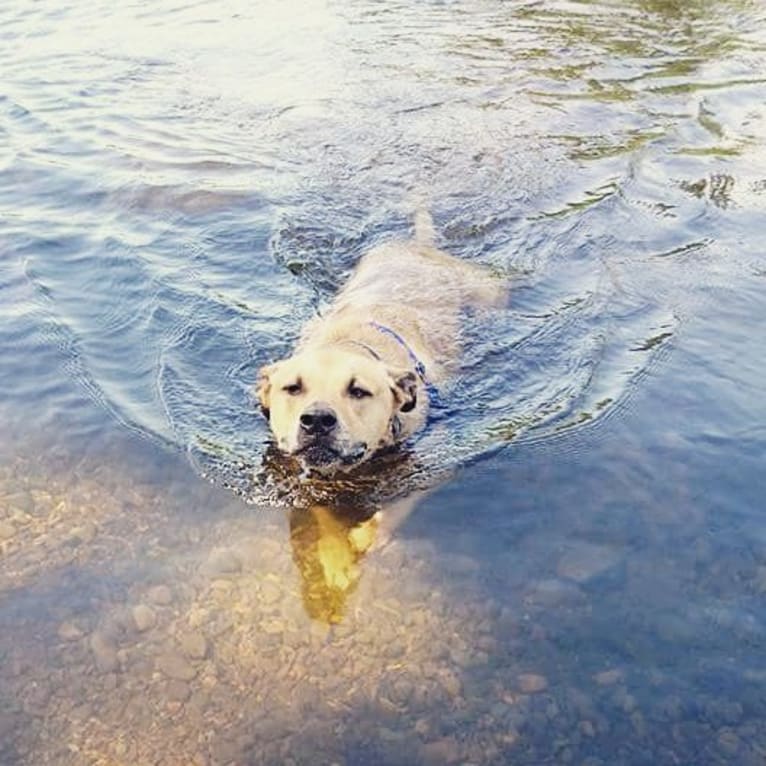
[368, 322, 428, 382]
[340, 338, 383, 363]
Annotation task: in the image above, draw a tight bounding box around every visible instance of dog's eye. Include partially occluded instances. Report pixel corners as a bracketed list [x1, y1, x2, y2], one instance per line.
[348, 383, 372, 399]
[282, 381, 303, 396]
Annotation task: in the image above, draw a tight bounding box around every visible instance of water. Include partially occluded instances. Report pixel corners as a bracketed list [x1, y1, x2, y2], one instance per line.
[1, 0, 765, 763]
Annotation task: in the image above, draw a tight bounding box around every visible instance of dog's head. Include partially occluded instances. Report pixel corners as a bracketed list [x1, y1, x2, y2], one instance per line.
[257, 347, 418, 474]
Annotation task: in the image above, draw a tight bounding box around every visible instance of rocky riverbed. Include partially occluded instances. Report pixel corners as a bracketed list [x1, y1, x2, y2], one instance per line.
[2, 440, 765, 766]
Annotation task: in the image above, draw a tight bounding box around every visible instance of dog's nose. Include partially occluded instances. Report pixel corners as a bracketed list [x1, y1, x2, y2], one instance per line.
[299, 406, 338, 436]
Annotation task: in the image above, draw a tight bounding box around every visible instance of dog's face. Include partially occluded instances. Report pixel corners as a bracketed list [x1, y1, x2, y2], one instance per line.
[257, 347, 417, 473]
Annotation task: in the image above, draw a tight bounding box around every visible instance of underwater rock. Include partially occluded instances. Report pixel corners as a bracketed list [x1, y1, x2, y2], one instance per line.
[147, 585, 174, 606]
[179, 630, 208, 660]
[518, 673, 548, 694]
[156, 652, 197, 681]
[90, 631, 119, 672]
[131, 604, 157, 632]
[557, 542, 621, 583]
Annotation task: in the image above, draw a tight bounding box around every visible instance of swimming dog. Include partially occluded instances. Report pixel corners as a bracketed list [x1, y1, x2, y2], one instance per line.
[257, 212, 504, 474]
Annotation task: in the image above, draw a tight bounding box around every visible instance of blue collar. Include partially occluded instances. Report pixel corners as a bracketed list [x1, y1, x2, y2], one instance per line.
[368, 322, 444, 412]
[368, 322, 427, 382]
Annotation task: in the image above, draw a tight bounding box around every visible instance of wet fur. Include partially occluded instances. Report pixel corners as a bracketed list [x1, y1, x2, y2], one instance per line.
[257, 212, 505, 473]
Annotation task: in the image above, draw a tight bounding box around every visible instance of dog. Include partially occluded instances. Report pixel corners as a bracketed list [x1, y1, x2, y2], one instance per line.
[257, 211, 505, 474]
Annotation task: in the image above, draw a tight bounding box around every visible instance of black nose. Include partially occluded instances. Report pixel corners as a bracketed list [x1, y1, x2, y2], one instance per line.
[299, 407, 338, 436]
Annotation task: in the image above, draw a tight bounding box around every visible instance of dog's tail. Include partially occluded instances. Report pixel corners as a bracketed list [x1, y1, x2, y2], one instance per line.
[414, 208, 436, 246]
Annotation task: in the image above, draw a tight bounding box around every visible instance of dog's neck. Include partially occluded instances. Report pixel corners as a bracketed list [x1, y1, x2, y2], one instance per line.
[302, 311, 436, 389]
[337, 326, 428, 382]
[367, 322, 427, 382]
[338, 338, 384, 364]
[311, 320, 419, 372]
[334, 324, 441, 419]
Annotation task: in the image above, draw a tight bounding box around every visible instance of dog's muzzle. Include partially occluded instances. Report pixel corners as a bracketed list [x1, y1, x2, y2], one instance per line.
[295, 404, 366, 470]
[296, 404, 341, 467]
[299, 405, 338, 438]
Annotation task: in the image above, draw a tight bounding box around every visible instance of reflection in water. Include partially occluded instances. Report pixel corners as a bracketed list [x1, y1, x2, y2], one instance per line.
[267, 439, 433, 624]
[288, 491, 426, 624]
[289, 504, 378, 623]
[216, 442, 435, 509]
[679, 173, 736, 207]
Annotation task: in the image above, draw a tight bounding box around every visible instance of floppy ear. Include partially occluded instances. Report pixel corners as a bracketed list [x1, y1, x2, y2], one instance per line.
[256, 363, 278, 419]
[390, 370, 418, 413]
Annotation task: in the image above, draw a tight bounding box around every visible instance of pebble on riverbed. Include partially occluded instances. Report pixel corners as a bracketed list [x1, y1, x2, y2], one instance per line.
[156, 652, 198, 681]
[0, 520, 17, 539]
[556, 542, 621, 583]
[594, 669, 624, 687]
[517, 674, 549, 694]
[147, 584, 174, 606]
[132, 604, 157, 632]
[179, 630, 208, 660]
[57, 620, 85, 641]
[90, 631, 119, 672]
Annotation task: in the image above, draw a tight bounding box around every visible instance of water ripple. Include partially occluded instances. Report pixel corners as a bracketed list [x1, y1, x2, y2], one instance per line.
[1, 0, 765, 503]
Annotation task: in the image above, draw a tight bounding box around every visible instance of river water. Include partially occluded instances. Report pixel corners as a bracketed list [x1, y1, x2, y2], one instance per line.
[1, 1, 765, 764]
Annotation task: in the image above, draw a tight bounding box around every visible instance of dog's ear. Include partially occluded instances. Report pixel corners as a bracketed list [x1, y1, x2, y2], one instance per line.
[256, 363, 279, 419]
[390, 369, 418, 413]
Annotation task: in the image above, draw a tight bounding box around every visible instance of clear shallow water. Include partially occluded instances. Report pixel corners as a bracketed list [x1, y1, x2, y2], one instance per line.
[1, 1, 766, 764]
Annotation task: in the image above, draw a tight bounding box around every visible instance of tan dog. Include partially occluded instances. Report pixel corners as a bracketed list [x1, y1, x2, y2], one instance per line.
[257, 212, 504, 474]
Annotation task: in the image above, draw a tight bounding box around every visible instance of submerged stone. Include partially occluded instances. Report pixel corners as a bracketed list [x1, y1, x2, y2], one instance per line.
[557, 542, 621, 583]
[157, 653, 197, 681]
